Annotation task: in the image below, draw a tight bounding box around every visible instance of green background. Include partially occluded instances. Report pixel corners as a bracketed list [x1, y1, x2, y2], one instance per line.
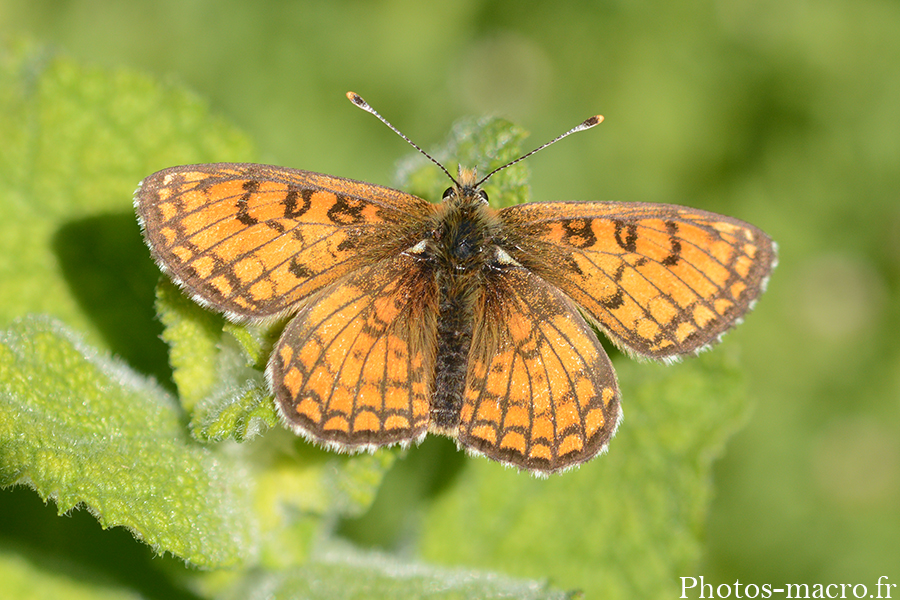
[2, 0, 898, 597]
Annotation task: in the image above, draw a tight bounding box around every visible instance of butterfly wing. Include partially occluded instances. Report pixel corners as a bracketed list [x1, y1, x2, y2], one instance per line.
[499, 202, 776, 360]
[135, 163, 436, 319]
[456, 264, 621, 474]
[268, 252, 438, 449]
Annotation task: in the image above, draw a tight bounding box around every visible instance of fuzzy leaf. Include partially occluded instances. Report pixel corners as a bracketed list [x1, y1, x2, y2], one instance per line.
[213, 542, 569, 600]
[0, 316, 259, 568]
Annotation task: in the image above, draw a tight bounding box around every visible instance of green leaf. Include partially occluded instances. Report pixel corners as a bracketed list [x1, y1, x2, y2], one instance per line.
[212, 542, 569, 600]
[0, 315, 259, 568]
[155, 277, 228, 410]
[247, 441, 399, 570]
[191, 379, 278, 443]
[154, 277, 280, 440]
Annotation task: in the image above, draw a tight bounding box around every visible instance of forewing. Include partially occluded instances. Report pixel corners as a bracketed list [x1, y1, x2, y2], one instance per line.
[268, 253, 438, 449]
[135, 163, 436, 319]
[499, 202, 776, 359]
[457, 265, 621, 474]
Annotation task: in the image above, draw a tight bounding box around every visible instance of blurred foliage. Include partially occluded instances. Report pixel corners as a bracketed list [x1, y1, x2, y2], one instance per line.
[1, 0, 899, 596]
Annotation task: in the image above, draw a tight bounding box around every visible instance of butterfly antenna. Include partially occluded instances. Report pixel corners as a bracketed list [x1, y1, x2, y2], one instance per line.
[475, 114, 604, 188]
[347, 92, 458, 186]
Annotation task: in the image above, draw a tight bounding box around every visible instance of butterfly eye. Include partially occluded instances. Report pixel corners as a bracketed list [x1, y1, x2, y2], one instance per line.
[442, 187, 455, 200]
[477, 189, 489, 203]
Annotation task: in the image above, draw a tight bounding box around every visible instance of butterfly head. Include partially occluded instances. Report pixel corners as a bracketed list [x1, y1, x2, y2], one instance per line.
[441, 166, 489, 209]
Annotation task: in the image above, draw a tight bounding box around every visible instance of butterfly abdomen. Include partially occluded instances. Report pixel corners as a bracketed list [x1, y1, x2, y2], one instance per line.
[430, 285, 473, 432]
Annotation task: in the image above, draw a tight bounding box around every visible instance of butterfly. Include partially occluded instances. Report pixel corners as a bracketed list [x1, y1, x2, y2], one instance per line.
[134, 92, 776, 475]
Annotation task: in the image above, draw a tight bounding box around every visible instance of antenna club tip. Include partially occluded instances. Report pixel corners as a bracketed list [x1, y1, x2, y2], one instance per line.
[346, 91, 366, 107]
[584, 115, 604, 127]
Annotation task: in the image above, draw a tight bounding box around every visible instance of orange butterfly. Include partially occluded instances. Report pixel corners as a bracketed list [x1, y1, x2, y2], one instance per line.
[135, 93, 776, 475]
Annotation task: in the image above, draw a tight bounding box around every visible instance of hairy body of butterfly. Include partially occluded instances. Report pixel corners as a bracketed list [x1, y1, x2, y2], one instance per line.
[423, 170, 500, 433]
